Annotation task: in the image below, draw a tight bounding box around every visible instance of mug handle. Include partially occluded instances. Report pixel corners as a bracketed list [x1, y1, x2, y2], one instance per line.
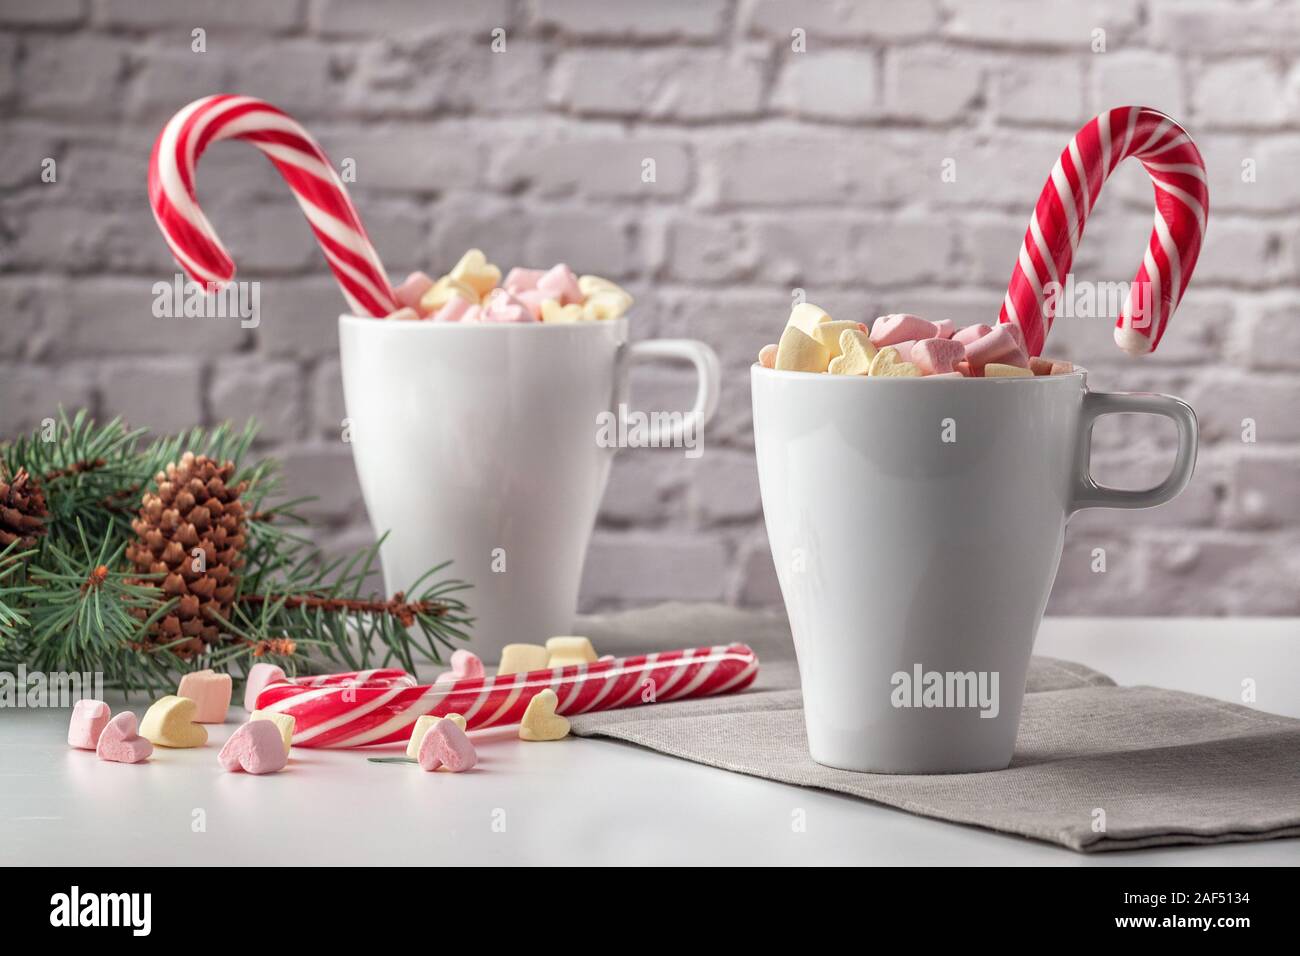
[625, 339, 721, 447]
[1070, 391, 1198, 513]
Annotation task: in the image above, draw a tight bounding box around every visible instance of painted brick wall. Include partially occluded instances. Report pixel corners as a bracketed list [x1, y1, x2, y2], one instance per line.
[1, 0, 1297, 615]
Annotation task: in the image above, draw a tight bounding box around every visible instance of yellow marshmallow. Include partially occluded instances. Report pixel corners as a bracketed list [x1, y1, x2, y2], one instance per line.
[983, 363, 1033, 377]
[405, 713, 468, 759]
[140, 695, 208, 748]
[812, 320, 862, 359]
[498, 643, 551, 676]
[449, 248, 501, 299]
[519, 689, 570, 741]
[541, 299, 585, 323]
[775, 325, 831, 373]
[419, 275, 479, 312]
[249, 710, 295, 755]
[828, 328, 876, 375]
[546, 636, 597, 667]
[869, 347, 922, 378]
[578, 275, 632, 302]
[786, 302, 832, 337]
[581, 290, 632, 321]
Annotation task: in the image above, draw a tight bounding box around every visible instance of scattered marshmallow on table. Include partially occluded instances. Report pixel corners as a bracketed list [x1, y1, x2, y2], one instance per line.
[68, 699, 111, 750]
[243, 662, 286, 712]
[249, 710, 296, 754]
[436, 648, 485, 684]
[406, 713, 468, 759]
[498, 643, 550, 676]
[218, 720, 288, 775]
[176, 669, 232, 723]
[519, 688, 571, 741]
[546, 636, 597, 667]
[140, 695, 207, 748]
[96, 712, 152, 764]
[418, 719, 478, 772]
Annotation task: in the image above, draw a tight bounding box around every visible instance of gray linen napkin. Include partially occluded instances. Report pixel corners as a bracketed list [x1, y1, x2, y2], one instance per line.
[569, 603, 1300, 852]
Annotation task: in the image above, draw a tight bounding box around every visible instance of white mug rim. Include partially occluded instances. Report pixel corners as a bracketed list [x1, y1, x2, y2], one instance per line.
[339, 313, 630, 332]
[751, 363, 1087, 384]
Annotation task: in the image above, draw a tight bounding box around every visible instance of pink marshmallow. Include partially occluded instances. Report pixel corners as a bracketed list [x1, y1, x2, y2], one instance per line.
[932, 319, 955, 339]
[870, 314, 937, 348]
[460, 304, 482, 323]
[503, 267, 546, 295]
[383, 307, 421, 322]
[68, 699, 111, 750]
[395, 271, 435, 313]
[96, 712, 153, 764]
[952, 323, 992, 347]
[433, 295, 475, 323]
[537, 263, 582, 306]
[925, 371, 965, 379]
[998, 320, 1026, 353]
[912, 338, 966, 375]
[450, 649, 484, 680]
[965, 326, 1028, 369]
[418, 719, 478, 773]
[480, 288, 537, 323]
[218, 720, 288, 775]
[887, 340, 917, 363]
[177, 669, 232, 723]
[243, 663, 286, 712]
[516, 289, 546, 321]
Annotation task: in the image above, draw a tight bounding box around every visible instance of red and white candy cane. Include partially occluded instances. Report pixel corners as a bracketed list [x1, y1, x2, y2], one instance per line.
[1000, 106, 1209, 357]
[255, 644, 759, 748]
[149, 94, 398, 317]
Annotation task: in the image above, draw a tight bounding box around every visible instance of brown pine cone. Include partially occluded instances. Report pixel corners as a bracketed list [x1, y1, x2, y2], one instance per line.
[0, 468, 48, 551]
[126, 451, 248, 658]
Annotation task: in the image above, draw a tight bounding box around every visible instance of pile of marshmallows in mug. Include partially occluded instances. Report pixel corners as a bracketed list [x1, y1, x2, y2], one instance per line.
[65, 637, 603, 774]
[759, 303, 1075, 378]
[384, 248, 634, 324]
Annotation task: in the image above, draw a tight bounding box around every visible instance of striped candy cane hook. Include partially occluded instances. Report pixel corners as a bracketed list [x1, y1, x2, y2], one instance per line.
[1000, 107, 1209, 357]
[149, 94, 398, 318]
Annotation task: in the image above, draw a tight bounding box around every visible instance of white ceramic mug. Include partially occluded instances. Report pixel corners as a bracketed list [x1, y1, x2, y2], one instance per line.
[751, 366, 1197, 773]
[338, 316, 719, 660]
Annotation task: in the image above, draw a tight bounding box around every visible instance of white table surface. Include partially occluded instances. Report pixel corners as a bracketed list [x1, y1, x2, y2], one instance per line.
[3, 616, 1298, 866]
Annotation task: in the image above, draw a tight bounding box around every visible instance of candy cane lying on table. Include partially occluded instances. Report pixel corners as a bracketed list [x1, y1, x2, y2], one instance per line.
[255, 644, 760, 748]
[148, 94, 398, 317]
[1000, 106, 1209, 358]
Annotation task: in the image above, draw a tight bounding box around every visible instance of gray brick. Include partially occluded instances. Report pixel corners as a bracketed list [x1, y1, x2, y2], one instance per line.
[523, 209, 630, 279]
[771, 50, 878, 122]
[666, 218, 759, 283]
[944, 0, 1141, 47]
[99, 358, 203, 434]
[1193, 378, 1300, 444]
[550, 49, 766, 120]
[63, 276, 250, 358]
[992, 57, 1087, 126]
[17, 35, 127, 116]
[316, 0, 511, 36]
[310, 358, 348, 441]
[348, 36, 548, 116]
[0, 276, 70, 361]
[1044, 532, 1145, 615]
[0, 364, 96, 436]
[276, 444, 365, 524]
[1191, 60, 1289, 129]
[209, 358, 305, 444]
[599, 455, 689, 526]
[1152, 0, 1300, 54]
[255, 277, 354, 359]
[429, 199, 529, 275]
[1225, 456, 1300, 530]
[1247, 303, 1300, 370]
[332, 125, 482, 195]
[742, 0, 940, 41]
[1093, 50, 1185, 118]
[490, 137, 692, 200]
[579, 531, 729, 606]
[689, 448, 762, 523]
[737, 542, 782, 607]
[531, 0, 727, 40]
[100, 0, 301, 30]
[0, 0, 84, 25]
[882, 46, 983, 123]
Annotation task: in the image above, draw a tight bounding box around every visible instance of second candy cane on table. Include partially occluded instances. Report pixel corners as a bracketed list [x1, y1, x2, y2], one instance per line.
[255, 644, 760, 748]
